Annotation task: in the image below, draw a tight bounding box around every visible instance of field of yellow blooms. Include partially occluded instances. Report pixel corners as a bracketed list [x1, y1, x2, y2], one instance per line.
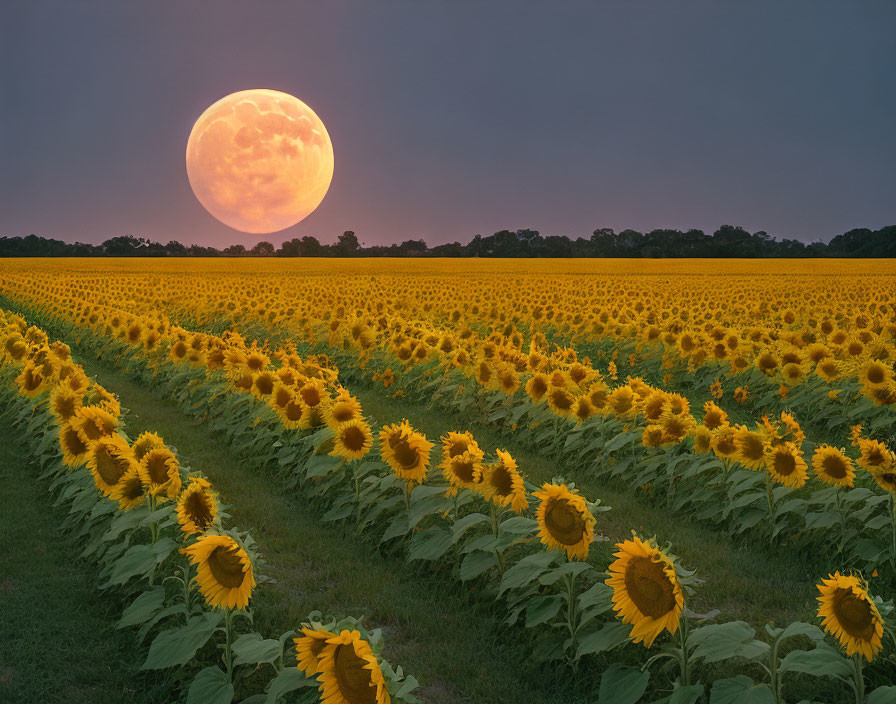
[1, 257, 894, 704]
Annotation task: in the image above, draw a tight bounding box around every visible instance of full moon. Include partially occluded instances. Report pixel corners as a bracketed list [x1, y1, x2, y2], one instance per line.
[185, 89, 334, 234]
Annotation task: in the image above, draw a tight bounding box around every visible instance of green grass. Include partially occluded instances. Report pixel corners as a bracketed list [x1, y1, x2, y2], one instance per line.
[0, 411, 176, 704]
[78, 357, 602, 704]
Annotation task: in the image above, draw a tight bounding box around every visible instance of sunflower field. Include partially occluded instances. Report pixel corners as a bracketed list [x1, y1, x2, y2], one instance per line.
[1, 257, 895, 704]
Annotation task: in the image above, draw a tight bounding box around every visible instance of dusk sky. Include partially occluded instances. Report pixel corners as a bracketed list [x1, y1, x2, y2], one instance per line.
[2, 1, 895, 248]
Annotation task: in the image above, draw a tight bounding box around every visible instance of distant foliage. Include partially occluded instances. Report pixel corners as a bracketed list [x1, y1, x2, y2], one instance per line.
[1, 224, 894, 257]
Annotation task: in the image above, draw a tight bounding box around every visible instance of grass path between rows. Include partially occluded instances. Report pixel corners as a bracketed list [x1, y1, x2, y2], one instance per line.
[0, 410, 175, 704]
[352, 382, 826, 628]
[79, 357, 599, 704]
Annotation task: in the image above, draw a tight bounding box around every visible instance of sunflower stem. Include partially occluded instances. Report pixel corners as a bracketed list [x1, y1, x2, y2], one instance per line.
[889, 494, 896, 576]
[223, 608, 235, 683]
[678, 614, 691, 688]
[764, 471, 776, 546]
[566, 568, 579, 653]
[182, 557, 192, 624]
[835, 487, 846, 556]
[852, 653, 865, 704]
[490, 503, 505, 579]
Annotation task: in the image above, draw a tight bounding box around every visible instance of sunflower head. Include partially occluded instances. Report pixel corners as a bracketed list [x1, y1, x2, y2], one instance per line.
[112, 467, 148, 511]
[49, 386, 83, 424]
[482, 450, 529, 513]
[533, 483, 595, 560]
[182, 534, 255, 610]
[74, 405, 119, 444]
[87, 434, 139, 497]
[177, 477, 219, 536]
[733, 426, 768, 470]
[131, 431, 165, 462]
[294, 626, 335, 676]
[605, 535, 684, 647]
[702, 401, 727, 431]
[378, 421, 433, 484]
[325, 389, 364, 427]
[816, 572, 884, 661]
[764, 442, 808, 488]
[331, 419, 374, 462]
[317, 630, 390, 704]
[139, 447, 183, 500]
[59, 422, 90, 468]
[811, 445, 855, 488]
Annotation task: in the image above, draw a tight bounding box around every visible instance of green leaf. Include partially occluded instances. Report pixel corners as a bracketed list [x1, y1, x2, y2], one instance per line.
[118, 586, 166, 629]
[669, 684, 705, 704]
[105, 537, 177, 587]
[141, 612, 221, 670]
[524, 595, 564, 628]
[498, 551, 559, 595]
[867, 686, 896, 704]
[575, 621, 632, 658]
[459, 550, 498, 581]
[451, 512, 490, 544]
[232, 632, 282, 666]
[186, 666, 234, 704]
[708, 676, 774, 704]
[777, 621, 824, 643]
[778, 643, 853, 679]
[597, 663, 649, 704]
[689, 621, 769, 663]
[408, 528, 454, 561]
[264, 666, 316, 703]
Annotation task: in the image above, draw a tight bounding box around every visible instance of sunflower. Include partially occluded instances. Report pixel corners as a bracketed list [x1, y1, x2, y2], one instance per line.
[533, 483, 594, 560]
[572, 396, 596, 422]
[87, 435, 139, 497]
[131, 431, 166, 462]
[378, 421, 433, 484]
[112, 467, 148, 511]
[482, 450, 528, 513]
[692, 425, 713, 454]
[733, 426, 768, 470]
[138, 446, 183, 499]
[697, 402, 724, 431]
[251, 370, 277, 399]
[856, 438, 892, 470]
[182, 534, 255, 610]
[15, 362, 49, 398]
[74, 405, 118, 444]
[439, 431, 484, 488]
[764, 442, 808, 488]
[641, 425, 665, 448]
[607, 385, 636, 417]
[526, 372, 549, 403]
[710, 425, 738, 460]
[331, 419, 374, 461]
[733, 386, 749, 404]
[49, 386, 82, 424]
[277, 393, 308, 430]
[811, 445, 855, 488]
[59, 422, 90, 468]
[606, 535, 684, 647]
[177, 477, 219, 536]
[546, 387, 576, 419]
[294, 626, 335, 676]
[815, 358, 842, 382]
[816, 572, 884, 661]
[858, 360, 893, 390]
[317, 630, 391, 704]
[325, 390, 364, 427]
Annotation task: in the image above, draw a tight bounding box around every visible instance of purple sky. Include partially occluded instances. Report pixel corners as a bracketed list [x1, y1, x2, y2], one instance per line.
[2, 1, 895, 247]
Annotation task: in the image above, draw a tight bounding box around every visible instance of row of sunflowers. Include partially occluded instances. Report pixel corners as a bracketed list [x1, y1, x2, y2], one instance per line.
[3, 297, 895, 703]
[0, 307, 420, 704]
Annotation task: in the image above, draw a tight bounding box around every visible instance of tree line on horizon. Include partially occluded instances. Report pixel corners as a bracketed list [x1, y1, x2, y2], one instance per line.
[0, 224, 894, 258]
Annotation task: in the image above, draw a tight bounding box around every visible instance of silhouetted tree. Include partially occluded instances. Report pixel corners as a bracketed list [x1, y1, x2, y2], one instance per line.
[250, 241, 275, 256]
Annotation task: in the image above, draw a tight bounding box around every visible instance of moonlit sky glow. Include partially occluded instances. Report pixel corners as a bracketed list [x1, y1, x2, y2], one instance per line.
[1, 1, 894, 247]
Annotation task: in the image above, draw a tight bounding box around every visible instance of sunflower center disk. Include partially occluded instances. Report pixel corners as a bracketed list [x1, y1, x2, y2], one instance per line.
[624, 557, 676, 619]
[334, 644, 377, 704]
[392, 439, 419, 468]
[545, 499, 584, 546]
[186, 492, 214, 528]
[833, 589, 875, 640]
[208, 546, 246, 588]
